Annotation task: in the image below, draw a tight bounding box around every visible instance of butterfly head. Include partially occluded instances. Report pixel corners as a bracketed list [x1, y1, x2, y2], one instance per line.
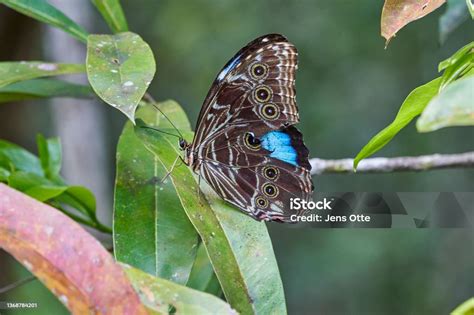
[178, 138, 188, 151]
[179, 138, 194, 167]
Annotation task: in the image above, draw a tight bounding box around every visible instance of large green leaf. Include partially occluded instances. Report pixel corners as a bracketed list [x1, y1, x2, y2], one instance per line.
[0, 79, 93, 103]
[91, 0, 128, 33]
[86, 32, 155, 122]
[121, 263, 235, 315]
[417, 75, 474, 132]
[114, 101, 199, 285]
[354, 77, 442, 169]
[0, 62, 85, 89]
[136, 102, 287, 315]
[439, 0, 470, 44]
[0, 0, 88, 42]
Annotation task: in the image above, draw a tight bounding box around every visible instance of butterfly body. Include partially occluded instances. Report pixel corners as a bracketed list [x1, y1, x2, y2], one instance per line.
[180, 34, 313, 222]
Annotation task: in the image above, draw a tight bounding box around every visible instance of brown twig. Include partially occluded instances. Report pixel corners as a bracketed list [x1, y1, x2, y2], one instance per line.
[310, 151, 474, 175]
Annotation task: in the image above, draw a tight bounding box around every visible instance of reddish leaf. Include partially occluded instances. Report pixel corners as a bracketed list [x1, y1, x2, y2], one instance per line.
[0, 183, 147, 315]
[381, 0, 446, 47]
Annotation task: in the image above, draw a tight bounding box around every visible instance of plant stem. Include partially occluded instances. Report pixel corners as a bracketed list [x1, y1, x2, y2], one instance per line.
[310, 151, 474, 175]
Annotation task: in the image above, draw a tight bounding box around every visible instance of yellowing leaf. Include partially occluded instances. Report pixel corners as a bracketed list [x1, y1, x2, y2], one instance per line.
[381, 0, 446, 47]
[0, 184, 147, 314]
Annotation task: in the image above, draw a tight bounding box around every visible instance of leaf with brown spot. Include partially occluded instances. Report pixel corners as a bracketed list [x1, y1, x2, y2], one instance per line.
[381, 0, 446, 47]
[0, 183, 147, 315]
[86, 32, 155, 122]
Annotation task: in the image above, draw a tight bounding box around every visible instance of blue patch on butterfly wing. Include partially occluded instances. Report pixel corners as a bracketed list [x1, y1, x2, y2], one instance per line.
[261, 131, 298, 166]
[217, 54, 241, 82]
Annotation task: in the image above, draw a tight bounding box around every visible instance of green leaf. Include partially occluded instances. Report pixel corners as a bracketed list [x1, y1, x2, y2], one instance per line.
[187, 244, 223, 296]
[439, 0, 470, 44]
[439, 42, 474, 71]
[467, 0, 474, 18]
[60, 186, 97, 216]
[114, 100, 198, 285]
[417, 75, 474, 132]
[0, 139, 109, 232]
[7, 169, 98, 221]
[354, 77, 442, 169]
[86, 32, 155, 122]
[0, 138, 95, 215]
[0, 140, 96, 214]
[136, 102, 287, 315]
[0, 0, 88, 42]
[0, 79, 93, 103]
[451, 297, 474, 315]
[0, 62, 85, 89]
[24, 185, 68, 202]
[36, 134, 62, 181]
[7, 172, 48, 194]
[91, 0, 128, 33]
[7, 171, 66, 202]
[0, 140, 43, 175]
[439, 42, 474, 90]
[440, 51, 473, 90]
[121, 263, 236, 315]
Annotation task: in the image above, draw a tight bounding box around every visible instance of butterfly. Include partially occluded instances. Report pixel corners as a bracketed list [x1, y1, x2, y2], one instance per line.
[179, 34, 313, 222]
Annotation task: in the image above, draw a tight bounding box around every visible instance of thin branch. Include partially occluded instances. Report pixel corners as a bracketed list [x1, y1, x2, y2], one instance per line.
[310, 151, 474, 175]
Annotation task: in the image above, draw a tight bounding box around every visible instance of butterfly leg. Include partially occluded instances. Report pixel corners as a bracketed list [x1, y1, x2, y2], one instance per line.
[197, 174, 203, 205]
[160, 154, 182, 184]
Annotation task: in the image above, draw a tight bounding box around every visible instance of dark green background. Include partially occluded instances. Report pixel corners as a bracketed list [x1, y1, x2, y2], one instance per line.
[0, 1, 473, 314]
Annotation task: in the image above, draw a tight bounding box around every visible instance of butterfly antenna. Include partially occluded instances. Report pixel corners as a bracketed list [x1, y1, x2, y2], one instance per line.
[151, 104, 185, 139]
[143, 93, 185, 139]
[140, 126, 181, 139]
